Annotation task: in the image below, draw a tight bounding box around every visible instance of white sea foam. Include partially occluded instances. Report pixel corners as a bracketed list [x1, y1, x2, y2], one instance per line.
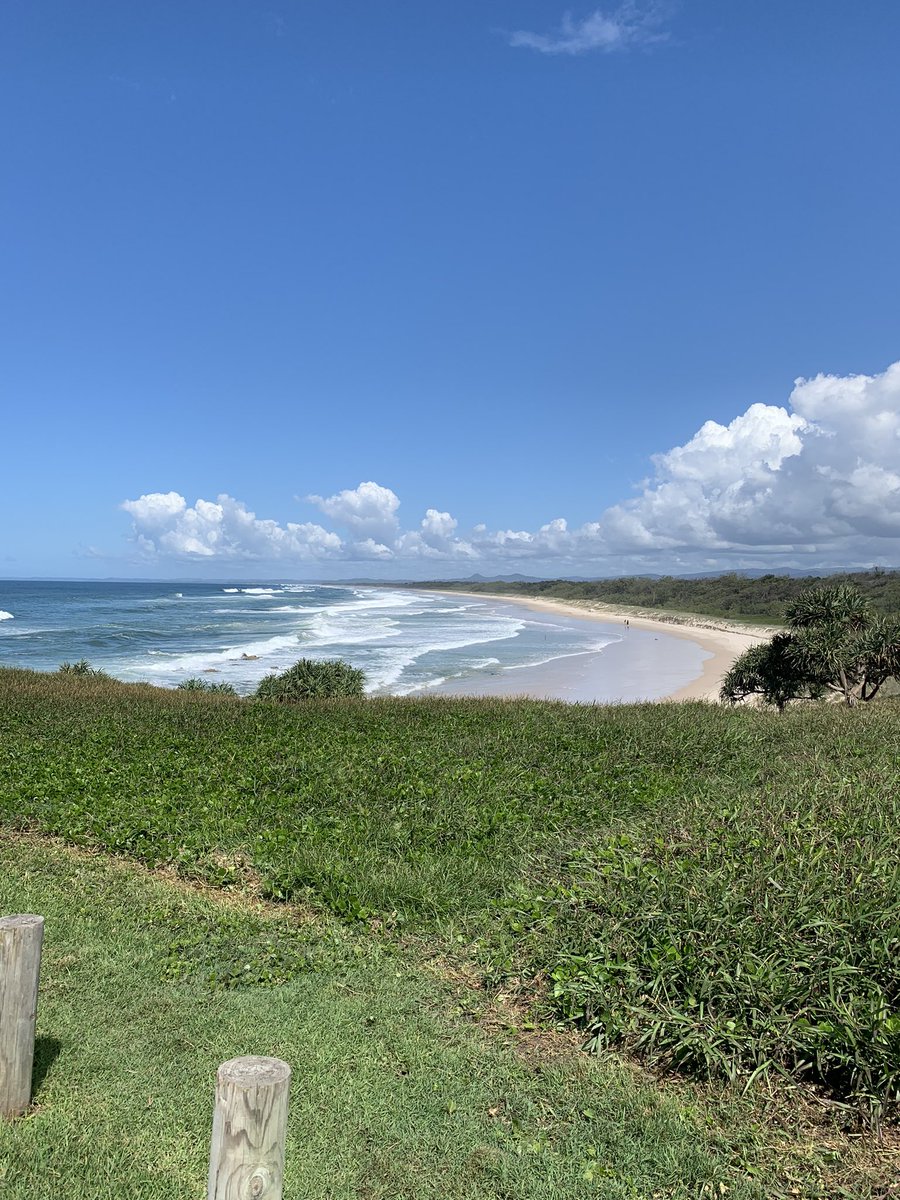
[131, 590, 529, 693]
[505, 638, 618, 671]
[222, 587, 239, 593]
[0, 611, 13, 621]
[393, 656, 503, 695]
[341, 590, 419, 611]
[259, 591, 422, 618]
[363, 621, 526, 692]
[394, 675, 449, 695]
[304, 612, 403, 646]
[240, 587, 283, 595]
[137, 632, 302, 676]
[212, 607, 290, 615]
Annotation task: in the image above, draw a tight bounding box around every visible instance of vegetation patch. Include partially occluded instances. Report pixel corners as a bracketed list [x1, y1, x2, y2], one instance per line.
[156, 904, 343, 989]
[722, 585, 900, 709]
[416, 569, 900, 622]
[176, 677, 239, 696]
[2, 838, 803, 1200]
[254, 656, 367, 701]
[1, 668, 899, 1123]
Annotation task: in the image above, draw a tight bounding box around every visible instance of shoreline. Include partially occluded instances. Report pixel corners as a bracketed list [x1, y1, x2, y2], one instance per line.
[405, 588, 777, 703]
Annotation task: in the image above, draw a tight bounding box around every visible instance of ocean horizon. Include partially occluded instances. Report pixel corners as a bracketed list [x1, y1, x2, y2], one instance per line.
[0, 580, 708, 702]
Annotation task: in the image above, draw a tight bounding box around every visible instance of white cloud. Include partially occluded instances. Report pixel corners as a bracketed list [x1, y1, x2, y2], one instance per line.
[121, 491, 186, 527]
[509, 4, 670, 56]
[306, 481, 400, 542]
[350, 537, 395, 560]
[121, 493, 342, 561]
[396, 509, 477, 560]
[121, 361, 900, 573]
[598, 361, 900, 558]
[421, 509, 456, 540]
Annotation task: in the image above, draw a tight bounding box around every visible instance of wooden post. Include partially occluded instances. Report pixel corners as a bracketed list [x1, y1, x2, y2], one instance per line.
[208, 1056, 291, 1200]
[0, 914, 45, 1119]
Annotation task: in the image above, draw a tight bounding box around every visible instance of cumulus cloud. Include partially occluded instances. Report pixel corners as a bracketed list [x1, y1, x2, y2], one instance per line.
[121, 493, 342, 561]
[121, 491, 186, 528]
[600, 362, 900, 557]
[306, 481, 400, 543]
[121, 361, 900, 572]
[509, 4, 670, 56]
[397, 509, 476, 560]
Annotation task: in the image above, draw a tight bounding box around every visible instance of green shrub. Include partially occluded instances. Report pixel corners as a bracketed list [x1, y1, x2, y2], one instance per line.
[57, 659, 110, 679]
[254, 658, 366, 701]
[505, 775, 900, 1122]
[176, 677, 238, 696]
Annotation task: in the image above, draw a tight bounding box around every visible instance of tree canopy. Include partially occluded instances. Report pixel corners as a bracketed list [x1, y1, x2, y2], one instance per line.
[721, 585, 900, 709]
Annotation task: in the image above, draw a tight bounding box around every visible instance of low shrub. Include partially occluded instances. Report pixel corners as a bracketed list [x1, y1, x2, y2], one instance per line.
[254, 657, 366, 701]
[504, 779, 900, 1122]
[176, 678, 238, 696]
[58, 659, 110, 678]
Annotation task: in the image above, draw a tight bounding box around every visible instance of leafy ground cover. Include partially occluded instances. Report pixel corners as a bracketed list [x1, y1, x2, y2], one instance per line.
[0, 837, 795, 1199]
[1, 670, 899, 1131]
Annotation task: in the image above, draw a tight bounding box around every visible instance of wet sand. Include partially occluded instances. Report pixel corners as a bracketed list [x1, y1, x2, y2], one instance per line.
[410, 590, 776, 704]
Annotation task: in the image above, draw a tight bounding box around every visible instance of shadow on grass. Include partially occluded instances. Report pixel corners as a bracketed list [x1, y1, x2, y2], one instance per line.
[32, 1035, 62, 1101]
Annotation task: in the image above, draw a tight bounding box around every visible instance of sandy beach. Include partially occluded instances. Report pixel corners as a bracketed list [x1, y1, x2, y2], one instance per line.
[412, 589, 777, 704]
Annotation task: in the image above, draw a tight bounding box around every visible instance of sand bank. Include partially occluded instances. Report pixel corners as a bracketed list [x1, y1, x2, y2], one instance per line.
[411, 589, 777, 704]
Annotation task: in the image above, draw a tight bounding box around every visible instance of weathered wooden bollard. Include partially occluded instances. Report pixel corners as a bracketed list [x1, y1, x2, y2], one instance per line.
[208, 1056, 291, 1199]
[0, 914, 45, 1119]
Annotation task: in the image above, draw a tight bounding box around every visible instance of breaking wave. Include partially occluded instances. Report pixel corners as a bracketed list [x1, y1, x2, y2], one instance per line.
[0, 583, 641, 697]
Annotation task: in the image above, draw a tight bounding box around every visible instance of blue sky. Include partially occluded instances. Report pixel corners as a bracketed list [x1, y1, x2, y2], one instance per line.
[2, 1, 899, 579]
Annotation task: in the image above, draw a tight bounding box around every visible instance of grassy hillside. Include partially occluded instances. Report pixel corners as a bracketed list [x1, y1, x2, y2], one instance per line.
[4, 838, 776, 1200]
[414, 570, 900, 621]
[1, 669, 899, 1130]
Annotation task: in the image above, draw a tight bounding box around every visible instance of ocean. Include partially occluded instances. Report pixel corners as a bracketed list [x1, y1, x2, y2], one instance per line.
[0, 580, 707, 701]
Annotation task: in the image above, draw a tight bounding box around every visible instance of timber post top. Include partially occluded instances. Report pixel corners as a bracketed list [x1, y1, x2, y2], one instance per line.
[0, 915, 45, 929]
[216, 1057, 291, 1085]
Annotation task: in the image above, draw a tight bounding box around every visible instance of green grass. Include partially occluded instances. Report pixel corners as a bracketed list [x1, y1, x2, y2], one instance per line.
[0, 838, 782, 1199]
[1, 669, 899, 1125]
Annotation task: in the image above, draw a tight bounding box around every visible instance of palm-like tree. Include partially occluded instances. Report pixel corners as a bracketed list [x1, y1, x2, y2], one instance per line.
[721, 585, 900, 709]
[719, 633, 819, 712]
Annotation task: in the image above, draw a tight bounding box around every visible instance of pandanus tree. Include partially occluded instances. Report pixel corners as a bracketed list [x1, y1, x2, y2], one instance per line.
[721, 585, 900, 709]
[719, 632, 821, 712]
[254, 658, 367, 701]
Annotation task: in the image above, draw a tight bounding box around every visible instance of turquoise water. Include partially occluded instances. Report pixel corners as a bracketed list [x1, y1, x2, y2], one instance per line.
[0, 580, 640, 696]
